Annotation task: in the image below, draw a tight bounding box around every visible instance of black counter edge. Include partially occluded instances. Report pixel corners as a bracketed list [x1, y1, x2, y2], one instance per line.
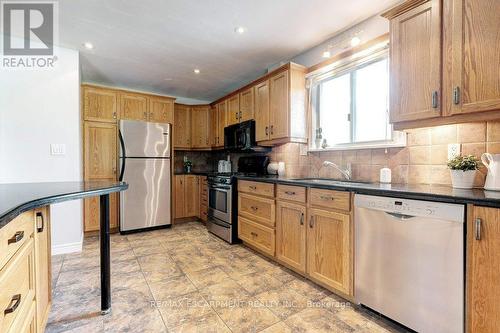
[0, 184, 128, 229]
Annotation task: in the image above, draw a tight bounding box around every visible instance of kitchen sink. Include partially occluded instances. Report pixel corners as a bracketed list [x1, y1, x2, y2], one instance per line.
[291, 178, 370, 187]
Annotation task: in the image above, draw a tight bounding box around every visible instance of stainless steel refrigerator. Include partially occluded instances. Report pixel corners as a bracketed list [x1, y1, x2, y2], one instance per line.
[119, 120, 171, 233]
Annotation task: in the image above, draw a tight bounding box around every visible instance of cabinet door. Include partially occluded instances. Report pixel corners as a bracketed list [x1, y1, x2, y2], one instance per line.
[467, 206, 500, 332]
[174, 104, 191, 149]
[239, 87, 254, 122]
[84, 192, 119, 232]
[82, 87, 118, 122]
[255, 80, 270, 141]
[149, 97, 174, 123]
[210, 107, 218, 147]
[34, 207, 51, 333]
[217, 101, 227, 147]
[174, 175, 186, 218]
[191, 106, 210, 148]
[84, 122, 117, 179]
[226, 95, 240, 125]
[276, 201, 306, 273]
[120, 92, 149, 121]
[269, 70, 289, 140]
[389, 0, 441, 122]
[184, 175, 200, 217]
[307, 208, 352, 295]
[444, 0, 500, 115]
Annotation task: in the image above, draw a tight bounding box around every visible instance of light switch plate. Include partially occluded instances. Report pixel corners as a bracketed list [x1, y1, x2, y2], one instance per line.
[50, 144, 66, 156]
[300, 144, 308, 156]
[447, 143, 461, 160]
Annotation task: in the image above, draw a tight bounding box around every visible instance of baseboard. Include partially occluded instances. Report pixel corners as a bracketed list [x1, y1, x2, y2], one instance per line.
[52, 241, 82, 255]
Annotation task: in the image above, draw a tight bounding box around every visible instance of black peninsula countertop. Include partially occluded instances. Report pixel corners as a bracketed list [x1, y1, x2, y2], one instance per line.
[235, 175, 500, 208]
[0, 181, 128, 229]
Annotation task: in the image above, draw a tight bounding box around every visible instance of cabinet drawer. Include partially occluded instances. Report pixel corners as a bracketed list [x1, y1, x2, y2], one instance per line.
[238, 193, 275, 227]
[8, 300, 35, 333]
[309, 188, 350, 211]
[238, 180, 274, 198]
[0, 212, 34, 270]
[238, 217, 275, 256]
[277, 185, 306, 203]
[0, 240, 35, 333]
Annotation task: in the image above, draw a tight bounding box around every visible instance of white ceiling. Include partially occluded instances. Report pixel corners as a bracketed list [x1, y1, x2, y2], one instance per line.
[59, 0, 398, 102]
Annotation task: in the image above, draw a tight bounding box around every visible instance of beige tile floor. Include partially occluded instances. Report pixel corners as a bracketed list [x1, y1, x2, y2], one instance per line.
[47, 221, 406, 333]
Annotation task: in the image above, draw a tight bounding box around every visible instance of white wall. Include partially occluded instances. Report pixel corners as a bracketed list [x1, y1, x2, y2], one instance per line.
[0, 43, 83, 255]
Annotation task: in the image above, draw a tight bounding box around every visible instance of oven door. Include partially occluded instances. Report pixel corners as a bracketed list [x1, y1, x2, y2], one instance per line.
[208, 184, 232, 223]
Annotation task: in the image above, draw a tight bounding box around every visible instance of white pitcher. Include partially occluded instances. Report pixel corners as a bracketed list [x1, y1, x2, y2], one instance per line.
[481, 153, 500, 191]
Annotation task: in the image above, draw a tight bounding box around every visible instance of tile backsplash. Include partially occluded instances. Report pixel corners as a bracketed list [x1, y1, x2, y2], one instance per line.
[269, 121, 500, 186]
[175, 120, 500, 187]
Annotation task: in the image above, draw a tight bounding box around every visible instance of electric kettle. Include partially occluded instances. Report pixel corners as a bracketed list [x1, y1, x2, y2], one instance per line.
[481, 153, 500, 191]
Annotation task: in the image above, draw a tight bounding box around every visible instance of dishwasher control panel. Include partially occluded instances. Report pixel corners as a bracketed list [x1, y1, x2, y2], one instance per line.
[355, 194, 465, 222]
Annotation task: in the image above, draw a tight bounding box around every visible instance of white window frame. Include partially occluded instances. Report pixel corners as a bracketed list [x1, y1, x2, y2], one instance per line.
[307, 42, 406, 151]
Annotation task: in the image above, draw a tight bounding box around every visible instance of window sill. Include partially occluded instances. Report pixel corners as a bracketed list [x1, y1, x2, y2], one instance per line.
[308, 140, 407, 152]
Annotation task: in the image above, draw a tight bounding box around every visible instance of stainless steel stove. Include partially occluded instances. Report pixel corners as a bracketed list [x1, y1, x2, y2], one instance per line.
[206, 156, 269, 243]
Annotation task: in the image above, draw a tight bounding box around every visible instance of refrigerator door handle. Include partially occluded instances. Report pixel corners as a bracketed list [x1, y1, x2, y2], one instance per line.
[119, 130, 126, 181]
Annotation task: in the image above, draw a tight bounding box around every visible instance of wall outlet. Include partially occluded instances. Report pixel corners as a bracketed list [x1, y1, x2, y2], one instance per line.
[50, 144, 66, 156]
[299, 144, 308, 156]
[447, 143, 461, 160]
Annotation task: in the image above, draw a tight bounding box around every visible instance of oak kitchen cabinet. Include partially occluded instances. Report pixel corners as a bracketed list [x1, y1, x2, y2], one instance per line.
[467, 205, 500, 333]
[226, 94, 240, 126]
[190, 105, 210, 149]
[254, 80, 270, 142]
[212, 100, 226, 148]
[120, 92, 149, 121]
[34, 207, 51, 333]
[174, 175, 201, 219]
[384, 0, 500, 129]
[149, 96, 174, 123]
[174, 104, 191, 149]
[82, 86, 118, 123]
[239, 87, 254, 122]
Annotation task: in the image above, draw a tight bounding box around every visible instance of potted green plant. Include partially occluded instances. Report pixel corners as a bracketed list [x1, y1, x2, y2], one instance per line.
[447, 155, 479, 189]
[183, 159, 193, 173]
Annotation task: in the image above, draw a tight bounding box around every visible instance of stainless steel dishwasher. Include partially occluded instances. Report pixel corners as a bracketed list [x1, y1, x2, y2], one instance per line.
[354, 194, 465, 333]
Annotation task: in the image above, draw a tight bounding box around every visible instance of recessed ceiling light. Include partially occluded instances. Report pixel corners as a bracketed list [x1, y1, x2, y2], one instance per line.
[350, 37, 361, 47]
[322, 51, 331, 58]
[234, 26, 246, 34]
[83, 42, 94, 50]
[193, 68, 200, 74]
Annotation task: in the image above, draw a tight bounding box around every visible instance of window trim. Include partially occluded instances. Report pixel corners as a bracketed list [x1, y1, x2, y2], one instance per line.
[307, 38, 406, 152]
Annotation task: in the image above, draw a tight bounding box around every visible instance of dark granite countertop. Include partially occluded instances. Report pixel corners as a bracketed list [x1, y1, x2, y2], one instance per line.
[0, 181, 128, 229]
[174, 171, 210, 176]
[235, 175, 500, 208]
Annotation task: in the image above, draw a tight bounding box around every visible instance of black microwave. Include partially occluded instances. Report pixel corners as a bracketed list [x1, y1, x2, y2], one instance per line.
[224, 120, 261, 151]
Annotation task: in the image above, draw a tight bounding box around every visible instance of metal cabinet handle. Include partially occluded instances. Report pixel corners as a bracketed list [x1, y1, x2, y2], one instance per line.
[250, 206, 258, 211]
[235, 112, 239, 121]
[36, 212, 44, 233]
[7, 231, 24, 244]
[300, 213, 304, 225]
[432, 91, 439, 108]
[250, 232, 258, 237]
[249, 186, 257, 190]
[285, 191, 296, 195]
[453, 87, 460, 105]
[270, 125, 274, 135]
[475, 218, 482, 240]
[143, 111, 148, 119]
[265, 126, 269, 136]
[320, 195, 334, 201]
[112, 111, 117, 119]
[309, 215, 314, 228]
[4, 294, 21, 314]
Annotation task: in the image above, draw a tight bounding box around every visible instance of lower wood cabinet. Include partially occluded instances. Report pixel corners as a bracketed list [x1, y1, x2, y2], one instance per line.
[83, 193, 119, 232]
[276, 200, 306, 273]
[307, 208, 352, 296]
[467, 205, 500, 332]
[0, 208, 51, 333]
[174, 175, 200, 219]
[238, 216, 275, 256]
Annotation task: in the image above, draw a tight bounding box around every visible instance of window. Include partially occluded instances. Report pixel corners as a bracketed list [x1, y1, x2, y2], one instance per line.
[309, 47, 405, 150]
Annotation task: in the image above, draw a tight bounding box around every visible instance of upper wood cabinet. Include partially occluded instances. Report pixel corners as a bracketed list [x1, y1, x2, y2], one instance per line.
[255, 80, 270, 141]
[82, 86, 118, 123]
[269, 70, 290, 140]
[226, 95, 240, 126]
[276, 201, 306, 273]
[467, 205, 500, 332]
[239, 87, 254, 122]
[216, 101, 227, 148]
[149, 96, 174, 123]
[120, 92, 149, 121]
[307, 208, 352, 296]
[174, 104, 191, 149]
[443, 0, 500, 115]
[210, 107, 218, 147]
[84, 122, 117, 179]
[191, 106, 210, 148]
[385, 0, 442, 123]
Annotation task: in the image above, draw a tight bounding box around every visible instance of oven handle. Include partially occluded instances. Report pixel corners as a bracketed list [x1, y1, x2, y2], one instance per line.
[208, 185, 231, 191]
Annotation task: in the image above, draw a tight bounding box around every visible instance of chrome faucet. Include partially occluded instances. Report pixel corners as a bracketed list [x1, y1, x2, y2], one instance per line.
[322, 161, 352, 180]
